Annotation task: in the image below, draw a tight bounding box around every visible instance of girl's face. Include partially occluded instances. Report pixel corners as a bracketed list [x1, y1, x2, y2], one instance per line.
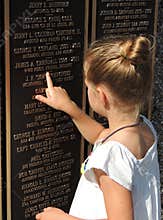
[84, 62, 106, 116]
[85, 78, 98, 110]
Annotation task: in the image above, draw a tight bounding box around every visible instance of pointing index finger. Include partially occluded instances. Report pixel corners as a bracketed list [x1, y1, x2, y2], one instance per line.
[46, 72, 53, 89]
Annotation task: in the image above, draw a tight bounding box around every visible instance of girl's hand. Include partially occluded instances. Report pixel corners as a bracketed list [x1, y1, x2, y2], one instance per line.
[36, 207, 66, 220]
[35, 72, 73, 112]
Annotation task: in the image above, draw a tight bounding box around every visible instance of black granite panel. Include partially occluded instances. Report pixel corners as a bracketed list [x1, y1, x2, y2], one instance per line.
[4, 1, 86, 219]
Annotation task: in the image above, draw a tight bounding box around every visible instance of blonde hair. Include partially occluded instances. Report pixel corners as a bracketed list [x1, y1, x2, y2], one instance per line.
[84, 36, 153, 107]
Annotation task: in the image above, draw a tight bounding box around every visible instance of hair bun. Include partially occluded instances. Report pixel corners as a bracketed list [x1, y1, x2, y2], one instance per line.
[128, 36, 151, 65]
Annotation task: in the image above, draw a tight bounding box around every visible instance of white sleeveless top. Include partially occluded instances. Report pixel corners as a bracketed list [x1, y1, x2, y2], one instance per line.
[69, 115, 161, 220]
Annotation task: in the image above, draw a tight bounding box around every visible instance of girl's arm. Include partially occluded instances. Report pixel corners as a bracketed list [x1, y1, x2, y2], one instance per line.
[35, 72, 105, 144]
[94, 169, 134, 220]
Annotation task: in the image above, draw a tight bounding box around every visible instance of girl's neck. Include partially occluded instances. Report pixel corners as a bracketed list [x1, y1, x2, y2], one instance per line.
[106, 108, 140, 132]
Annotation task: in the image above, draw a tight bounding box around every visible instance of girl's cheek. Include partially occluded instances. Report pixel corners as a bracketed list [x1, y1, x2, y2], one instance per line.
[87, 92, 93, 107]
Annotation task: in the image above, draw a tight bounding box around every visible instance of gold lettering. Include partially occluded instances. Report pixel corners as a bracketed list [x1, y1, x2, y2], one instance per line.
[15, 61, 29, 69]
[14, 131, 31, 141]
[17, 146, 29, 153]
[14, 32, 28, 39]
[29, 2, 43, 9]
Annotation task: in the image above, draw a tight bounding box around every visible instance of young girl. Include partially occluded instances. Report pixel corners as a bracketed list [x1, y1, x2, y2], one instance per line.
[35, 36, 161, 220]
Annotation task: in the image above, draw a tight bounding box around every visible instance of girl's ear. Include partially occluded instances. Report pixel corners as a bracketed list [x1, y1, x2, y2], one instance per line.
[96, 86, 110, 110]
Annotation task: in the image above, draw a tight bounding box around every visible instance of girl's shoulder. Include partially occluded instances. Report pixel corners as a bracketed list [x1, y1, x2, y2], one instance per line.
[96, 115, 157, 161]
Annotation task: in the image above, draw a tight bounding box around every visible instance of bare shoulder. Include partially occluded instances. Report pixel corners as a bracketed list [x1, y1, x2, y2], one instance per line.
[109, 122, 155, 160]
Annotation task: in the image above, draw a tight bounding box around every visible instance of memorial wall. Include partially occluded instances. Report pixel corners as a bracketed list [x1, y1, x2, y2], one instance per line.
[94, 0, 157, 39]
[3, 1, 88, 219]
[0, 0, 162, 220]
